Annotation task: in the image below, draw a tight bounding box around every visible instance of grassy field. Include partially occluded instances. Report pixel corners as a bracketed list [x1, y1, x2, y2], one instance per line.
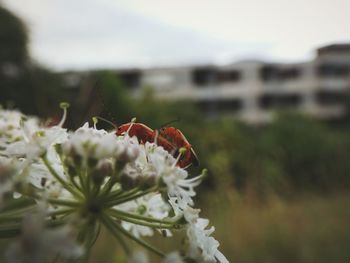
[201, 191, 350, 263]
[91, 190, 350, 263]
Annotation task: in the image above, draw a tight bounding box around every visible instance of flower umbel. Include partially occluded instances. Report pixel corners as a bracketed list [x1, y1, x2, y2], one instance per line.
[0, 106, 229, 263]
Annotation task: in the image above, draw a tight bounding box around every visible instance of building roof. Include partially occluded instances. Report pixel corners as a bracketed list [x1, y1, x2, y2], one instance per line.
[317, 44, 350, 55]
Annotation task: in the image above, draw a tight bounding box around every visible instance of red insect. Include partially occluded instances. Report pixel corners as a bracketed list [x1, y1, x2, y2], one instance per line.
[116, 123, 199, 169]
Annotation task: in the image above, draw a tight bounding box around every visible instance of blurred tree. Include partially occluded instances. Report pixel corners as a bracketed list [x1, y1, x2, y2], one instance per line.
[100, 71, 135, 124]
[0, 5, 29, 109]
[0, 4, 63, 118]
[184, 111, 350, 196]
[261, 112, 350, 192]
[0, 5, 28, 66]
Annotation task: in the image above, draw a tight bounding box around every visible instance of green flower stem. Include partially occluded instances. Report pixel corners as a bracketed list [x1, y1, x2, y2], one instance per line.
[108, 208, 182, 226]
[42, 155, 83, 199]
[0, 224, 21, 238]
[0, 219, 70, 238]
[91, 182, 101, 198]
[101, 213, 165, 258]
[104, 186, 158, 207]
[56, 147, 83, 193]
[104, 188, 123, 200]
[108, 186, 122, 196]
[77, 220, 90, 243]
[100, 161, 127, 198]
[78, 169, 87, 194]
[47, 198, 81, 207]
[49, 208, 75, 217]
[78, 221, 100, 263]
[88, 222, 101, 248]
[99, 214, 131, 256]
[100, 187, 137, 203]
[98, 173, 118, 198]
[85, 168, 92, 197]
[70, 176, 83, 193]
[0, 205, 37, 218]
[0, 197, 36, 212]
[0, 215, 23, 224]
[109, 212, 181, 230]
[46, 218, 68, 228]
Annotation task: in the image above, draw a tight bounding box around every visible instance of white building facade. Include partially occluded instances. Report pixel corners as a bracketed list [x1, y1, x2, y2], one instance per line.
[67, 44, 350, 124]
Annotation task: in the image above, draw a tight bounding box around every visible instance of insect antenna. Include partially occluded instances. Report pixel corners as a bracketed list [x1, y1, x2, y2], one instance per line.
[86, 75, 118, 127]
[81, 77, 103, 124]
[159, 117, 181, 129]
[93, 116, 118, 130]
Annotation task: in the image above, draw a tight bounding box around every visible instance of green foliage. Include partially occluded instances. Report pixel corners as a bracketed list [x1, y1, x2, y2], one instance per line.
[98, 71, 135, 123]
[0, 5, 64, 118]
[198, 112, 350, 195]
[132, 87, 201, 129]
[0, 6, 28, 64]
[259, 113, 350, 192]
[1, 64, 65, 116]
[118, 89, 350, 195]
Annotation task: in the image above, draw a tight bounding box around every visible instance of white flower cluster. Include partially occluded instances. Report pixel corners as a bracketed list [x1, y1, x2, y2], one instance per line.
[0, 106, 229, 263]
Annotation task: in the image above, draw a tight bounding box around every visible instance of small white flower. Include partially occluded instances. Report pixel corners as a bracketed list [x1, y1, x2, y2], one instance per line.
[21, 150, 74, 202]
[118, 193, 170, 219]
[186, 218, 228, 263]
[163, 252, 184, 263]
[187, 218, 218, 260]
[162, 168, 201, 208]
[123, 140, 201, 208]
[115, 134, 140, 161]
[5, 212, 83, 263]
[129, 250, 149, 263]
[63, 123, 140, 162]
[4, 125, 68, 161]
[0, 107, 67, 161]
[122, 222, 154, 238]
[0, 157, 19, 206]
[0, 111, 40, 160]
[168, 198, 228, 263]
[0, 110, 30, 144]
[118, 193, 170, 238]
[62, 122, 107, 159]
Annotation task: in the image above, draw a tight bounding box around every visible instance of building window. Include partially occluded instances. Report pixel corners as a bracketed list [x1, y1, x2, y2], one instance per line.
[118, 70, 141, 89]
[258, 94, 302, 109]
[317, 64, 349, 78]
[196, 99, 243, 112]
[260, 65, 302, 82]
[192, 67, 242, 86]
[260, 65, 279, 82]
[217, 70, 241, 83]
[315, 91, 347, 105]
[192, 67, 217, 86]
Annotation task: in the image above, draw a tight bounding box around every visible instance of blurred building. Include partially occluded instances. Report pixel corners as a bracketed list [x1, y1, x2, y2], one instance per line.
[65, 44, 350, 123]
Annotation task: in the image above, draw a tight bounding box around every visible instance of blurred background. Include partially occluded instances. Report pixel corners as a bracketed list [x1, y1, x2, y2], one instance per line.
[1, 0, 350, 262]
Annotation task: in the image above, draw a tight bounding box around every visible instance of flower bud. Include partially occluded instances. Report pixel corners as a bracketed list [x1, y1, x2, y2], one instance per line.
[139, 175, 157, 190]
[91, 161, 113, 186]
[137, 204, 147, 215]
[64, 157, 78, 177]
[54, 144, 63, 155]
[120, 172, 140, 190]
[87, 157, 98, 168]
[71, 149, 82, 167]
[116, 144, 139, 164]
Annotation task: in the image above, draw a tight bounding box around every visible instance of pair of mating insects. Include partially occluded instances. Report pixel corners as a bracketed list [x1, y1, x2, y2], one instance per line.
[116, 122, 199, 169]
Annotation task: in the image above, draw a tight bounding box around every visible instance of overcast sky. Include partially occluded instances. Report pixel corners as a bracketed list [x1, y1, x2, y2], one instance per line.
[2, 0, 350, 71]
